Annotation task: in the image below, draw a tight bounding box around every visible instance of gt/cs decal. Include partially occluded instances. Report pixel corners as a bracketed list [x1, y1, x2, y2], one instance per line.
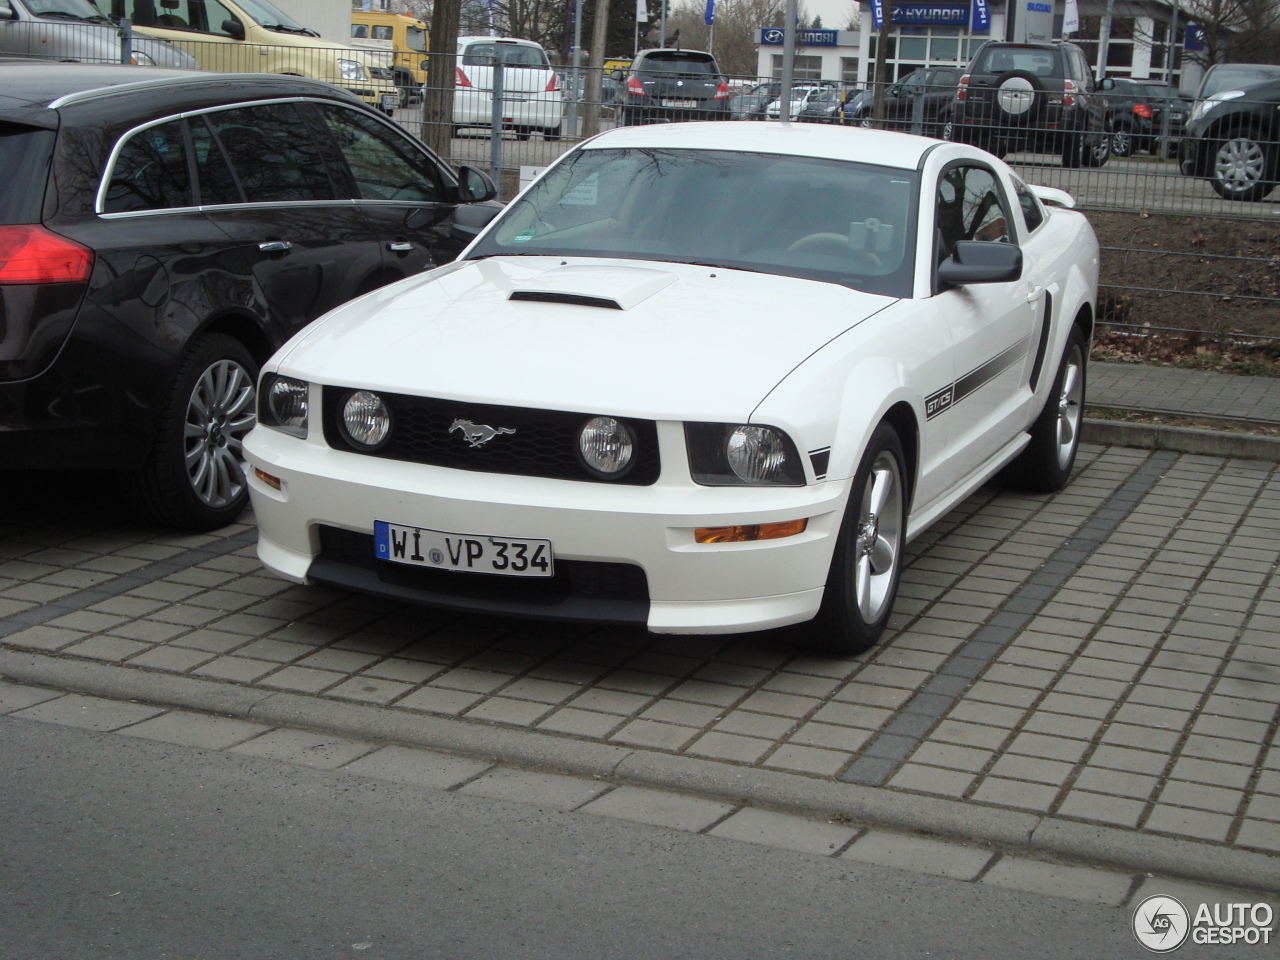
[926, 337, 1030, 421]
[925, 386, 954, 420]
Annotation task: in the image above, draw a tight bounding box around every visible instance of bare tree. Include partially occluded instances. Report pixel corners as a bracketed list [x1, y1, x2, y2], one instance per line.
[665, 0, 790, 79]
[421, 0, 462, 157]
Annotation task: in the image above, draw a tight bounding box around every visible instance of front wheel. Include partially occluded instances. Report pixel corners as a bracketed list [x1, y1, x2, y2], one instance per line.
[1083, 130, 1110, 167]
[807, 423, 907, 655]
[1111, 122, 1134, 157]
[1003, 325, 1087, 492]
[1060, 133, 1083, 168]
[1211, 131, 1276, 201]
[122, 333, 258, 531]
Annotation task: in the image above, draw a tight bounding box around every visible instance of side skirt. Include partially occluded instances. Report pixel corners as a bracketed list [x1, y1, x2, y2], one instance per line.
[904, 432, 1031, 543]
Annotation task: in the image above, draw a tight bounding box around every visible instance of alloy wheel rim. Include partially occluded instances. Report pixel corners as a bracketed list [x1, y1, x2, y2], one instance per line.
[1216, 137, 1265, 192]
[1056, 344, 1084, 470]
[1112, 129, 1130, 155]
[853, 451, 903, 623]
[184, 359, 256, 509]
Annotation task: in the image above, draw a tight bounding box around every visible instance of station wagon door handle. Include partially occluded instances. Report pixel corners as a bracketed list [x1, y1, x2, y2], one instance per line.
[257, 241, 292, 253]
[387, 241, 414, 252]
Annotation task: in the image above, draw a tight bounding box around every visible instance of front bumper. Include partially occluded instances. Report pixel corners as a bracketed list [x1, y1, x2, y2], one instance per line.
[244, 422, 847, 634]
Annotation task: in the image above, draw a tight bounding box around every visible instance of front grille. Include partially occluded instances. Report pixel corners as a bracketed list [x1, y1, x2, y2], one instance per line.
[323, 388, 660, 485]
[369, 68, 395, 81]
[314, 526, 649, 614]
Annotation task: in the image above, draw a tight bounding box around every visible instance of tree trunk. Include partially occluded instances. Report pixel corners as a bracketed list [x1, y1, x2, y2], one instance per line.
[583, 0, 612, 137]
[422, 0, 462, 159]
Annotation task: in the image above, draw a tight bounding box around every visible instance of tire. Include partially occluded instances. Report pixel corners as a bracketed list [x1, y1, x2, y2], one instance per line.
[992, 70, 1044, 125]
[1111, 122, 1134, 157]
[938, 111, 954, 142]
[1003, 325, 1087, 493]
[1211, 129, 1277, 201]
[514, 126, 532, 141]
[544, 125, 561, 141]
[122, 333, 258, 531]
[1060, 132, 1083, 168]
[1083, 129, 1110, 167]
[806, 422, 907, 655]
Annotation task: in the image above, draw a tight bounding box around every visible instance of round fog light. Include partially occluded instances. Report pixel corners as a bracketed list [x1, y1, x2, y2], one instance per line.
[342, 390, 391, 448]
[578, 416, 635, 476]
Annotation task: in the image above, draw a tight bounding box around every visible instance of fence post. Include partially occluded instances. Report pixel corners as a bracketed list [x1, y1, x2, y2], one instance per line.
[117, 18, 132, 66]
[910, 87, 924, 135]
[489, 58, 504, 200]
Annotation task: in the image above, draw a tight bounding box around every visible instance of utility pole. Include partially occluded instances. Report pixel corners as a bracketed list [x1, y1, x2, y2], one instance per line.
[780, 0, 796, 122]
[583, 0, 612, 137]
[1095, 0, 1115, 82]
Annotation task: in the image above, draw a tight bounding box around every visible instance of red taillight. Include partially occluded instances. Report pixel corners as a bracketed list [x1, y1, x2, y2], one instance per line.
[713, 80, 730, 99]
[0, 225, 93, 285]
[545, 73, 560, 92]
[627, 75, 645, 95]
[1063, 78, 1076, 107]
[1134, 103, 1153, 119]
[455, 66, 472, 88]
[956, 74, 969, 101]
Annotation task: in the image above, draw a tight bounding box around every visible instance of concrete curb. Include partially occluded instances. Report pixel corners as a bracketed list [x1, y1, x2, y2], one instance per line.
[1083, 418, 1280, 461]
[4, 648, 1278, 894]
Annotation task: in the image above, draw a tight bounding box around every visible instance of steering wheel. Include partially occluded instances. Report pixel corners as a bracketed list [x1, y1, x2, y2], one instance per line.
[787, 232, 884, 270]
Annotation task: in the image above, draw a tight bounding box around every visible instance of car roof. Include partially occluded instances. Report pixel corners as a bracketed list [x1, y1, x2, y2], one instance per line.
[582, 121, 935, 170]
[0, 61, 363, 123]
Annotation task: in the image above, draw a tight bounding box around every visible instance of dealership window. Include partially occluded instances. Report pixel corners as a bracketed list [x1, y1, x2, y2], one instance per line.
[1075, 15, 1135, 75]
[841, 56, 860, 82]
[771, 54, 823, 79]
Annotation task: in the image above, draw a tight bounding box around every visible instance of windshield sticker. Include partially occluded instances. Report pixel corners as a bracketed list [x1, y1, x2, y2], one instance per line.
[561, 173, 599, 206]
[512, 229, 537, 244]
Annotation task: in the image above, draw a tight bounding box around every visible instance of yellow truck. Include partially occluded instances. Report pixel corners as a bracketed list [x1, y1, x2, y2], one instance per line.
[350, 9, 428, 102]
[108, 0, 400, 112]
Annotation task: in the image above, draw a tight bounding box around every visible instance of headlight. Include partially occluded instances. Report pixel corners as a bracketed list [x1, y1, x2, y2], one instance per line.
[685, 423, 805, 486]
[338, 59, 369, 82]
[341, 390, 391, 448]
[1191, 89, 1244, 122]
[131, 50, 157, 66]
[578, 416, 635, 477]
[258, 374, 308, 438]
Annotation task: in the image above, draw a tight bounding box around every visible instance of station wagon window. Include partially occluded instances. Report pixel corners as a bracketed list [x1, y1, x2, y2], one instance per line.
[189, 117, 242, 205]
[103, 120, 192, 214]
[316, 105, 443, 203]
[204, 104, 337, 203]
[935, 165, 1009, 259]
[1011, 177, 1045, 234]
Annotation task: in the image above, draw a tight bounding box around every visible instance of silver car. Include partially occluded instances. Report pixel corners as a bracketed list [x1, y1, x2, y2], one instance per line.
[0, 0, 198, 68]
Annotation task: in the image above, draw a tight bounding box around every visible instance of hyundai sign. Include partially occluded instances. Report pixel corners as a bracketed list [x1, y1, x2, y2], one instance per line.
[870, 3, 969, 28]
[760, 27, 840, 44]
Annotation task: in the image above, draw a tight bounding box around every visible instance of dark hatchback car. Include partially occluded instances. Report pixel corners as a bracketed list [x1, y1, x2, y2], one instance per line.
[615, 49, 730, 125]
[0, 61, 498, 530]
[950, 41, 1109, 167]
[845, 66, 960, 138]
[1180, 66, 1280, 201]
[1099, 77, 1189, 157]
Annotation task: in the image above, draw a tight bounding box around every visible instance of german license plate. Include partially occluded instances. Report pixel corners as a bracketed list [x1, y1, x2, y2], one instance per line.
[374, 520, 553, 577]
[662, 99, 697, 107]
[381, 93, 400, 110]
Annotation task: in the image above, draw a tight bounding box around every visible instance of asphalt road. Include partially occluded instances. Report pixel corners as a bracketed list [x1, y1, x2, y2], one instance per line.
[0, 714, 1228, 960]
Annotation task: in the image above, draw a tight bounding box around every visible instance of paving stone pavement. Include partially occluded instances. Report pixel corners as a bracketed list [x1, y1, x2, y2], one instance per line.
[1090, 361, 1280, 424]
[2, 440, 1280, 892]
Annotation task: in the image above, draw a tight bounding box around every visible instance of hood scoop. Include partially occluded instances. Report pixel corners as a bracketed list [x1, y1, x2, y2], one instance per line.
[507, 263, 679, 311]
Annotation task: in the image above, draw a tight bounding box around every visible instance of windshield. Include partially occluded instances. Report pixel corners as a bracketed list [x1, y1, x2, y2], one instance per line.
[468, 148, 917, 298]
[407, 25, 426, 52]
[233, 0, 305, 30]
[638, 55, 717, 77]
[26, 0, 110, 19]
[1201, 64, 1280, 98]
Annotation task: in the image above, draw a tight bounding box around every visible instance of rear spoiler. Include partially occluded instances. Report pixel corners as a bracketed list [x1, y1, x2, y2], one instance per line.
[1030, 185, 1076, 208]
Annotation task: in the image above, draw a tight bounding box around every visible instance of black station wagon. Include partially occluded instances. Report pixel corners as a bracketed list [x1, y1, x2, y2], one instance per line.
[0, 61, 498, 530]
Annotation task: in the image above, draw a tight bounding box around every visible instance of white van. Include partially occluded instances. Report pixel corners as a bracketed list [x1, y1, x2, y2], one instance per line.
[452, 36, 562, 140]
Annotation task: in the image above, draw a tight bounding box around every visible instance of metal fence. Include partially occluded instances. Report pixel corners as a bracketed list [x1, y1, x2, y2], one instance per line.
[8, 23, 1280, 340]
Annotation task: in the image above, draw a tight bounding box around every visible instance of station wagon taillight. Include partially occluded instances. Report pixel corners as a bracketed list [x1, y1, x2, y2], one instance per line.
[456, 66, 472, 87]
[546, 73, 561, 92]
[0, 225, 93, 285]
[627, 76, 646, 95]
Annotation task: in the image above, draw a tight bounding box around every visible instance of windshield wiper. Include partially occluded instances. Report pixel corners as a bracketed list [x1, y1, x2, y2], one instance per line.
[263, 22, 319, 35]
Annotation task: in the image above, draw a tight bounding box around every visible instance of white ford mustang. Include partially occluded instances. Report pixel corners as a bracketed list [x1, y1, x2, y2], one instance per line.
[244, 121, 1098, 654]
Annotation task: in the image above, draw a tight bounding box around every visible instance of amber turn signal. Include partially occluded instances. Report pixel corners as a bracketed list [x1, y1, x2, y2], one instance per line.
[253, 467, 282, 491]
[694, 518, 808, 543]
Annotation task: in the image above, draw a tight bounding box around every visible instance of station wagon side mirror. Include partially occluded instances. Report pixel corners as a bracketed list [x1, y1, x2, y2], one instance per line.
[937, 240, 1022, 287]
[455, 164, 498, 203]
[221, 18, 245, 40]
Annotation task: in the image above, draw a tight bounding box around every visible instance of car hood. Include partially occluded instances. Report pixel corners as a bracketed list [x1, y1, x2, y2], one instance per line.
[275, 256, 896, 421]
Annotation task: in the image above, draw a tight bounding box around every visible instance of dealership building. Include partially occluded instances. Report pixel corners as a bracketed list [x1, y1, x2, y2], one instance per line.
[753, 0, 1205, 91]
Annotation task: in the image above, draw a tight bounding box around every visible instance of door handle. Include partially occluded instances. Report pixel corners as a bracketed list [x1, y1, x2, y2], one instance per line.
[258, 241, 292, 253]
[1026, 285, 1044, 303]
[387, 241, 414, 252]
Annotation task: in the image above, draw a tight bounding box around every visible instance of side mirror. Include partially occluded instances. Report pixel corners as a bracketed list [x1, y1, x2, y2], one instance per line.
[937, 241, 1022, 287]
[610, 69, 623, 81]
[455, 164, 497, 203]
[1099, 76, 1115, 91]
[221, 18, 245, 40]
[0, 3, 13, 18]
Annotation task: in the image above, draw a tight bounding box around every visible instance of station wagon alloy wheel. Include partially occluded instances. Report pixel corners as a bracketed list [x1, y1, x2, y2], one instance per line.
[185, 358, 257, 510]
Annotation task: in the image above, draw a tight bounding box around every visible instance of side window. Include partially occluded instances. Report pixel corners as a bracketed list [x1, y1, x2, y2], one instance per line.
[190, 116, 241, 205]
[1012, 177, 1045, 234]
[935, 165, 1010, 260]
[371, 25, 393, 40]
[351, 24, 369, 39]
[316, 105, 444, 204]
[204, 104, 337, 203]
[103, 119, 192, 213]
[130, 0, 239, 37]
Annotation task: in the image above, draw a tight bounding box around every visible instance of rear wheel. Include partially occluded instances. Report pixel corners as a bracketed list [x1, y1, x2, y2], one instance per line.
[1111, 121, 1134, 157]
[1003, 325, 1086, 493]
[1060, 132, 1084, 168]
[122, 333, 258, 531]
[1083, 129, 1110, 167]
[544, 125, 561, 141]
[807, 423, 907, 655]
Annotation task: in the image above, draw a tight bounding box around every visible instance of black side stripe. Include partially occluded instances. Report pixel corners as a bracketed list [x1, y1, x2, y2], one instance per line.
[925, 335, 1031, 421]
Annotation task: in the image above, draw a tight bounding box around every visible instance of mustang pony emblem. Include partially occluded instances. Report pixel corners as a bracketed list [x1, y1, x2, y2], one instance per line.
[449, 419, 516, 447]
